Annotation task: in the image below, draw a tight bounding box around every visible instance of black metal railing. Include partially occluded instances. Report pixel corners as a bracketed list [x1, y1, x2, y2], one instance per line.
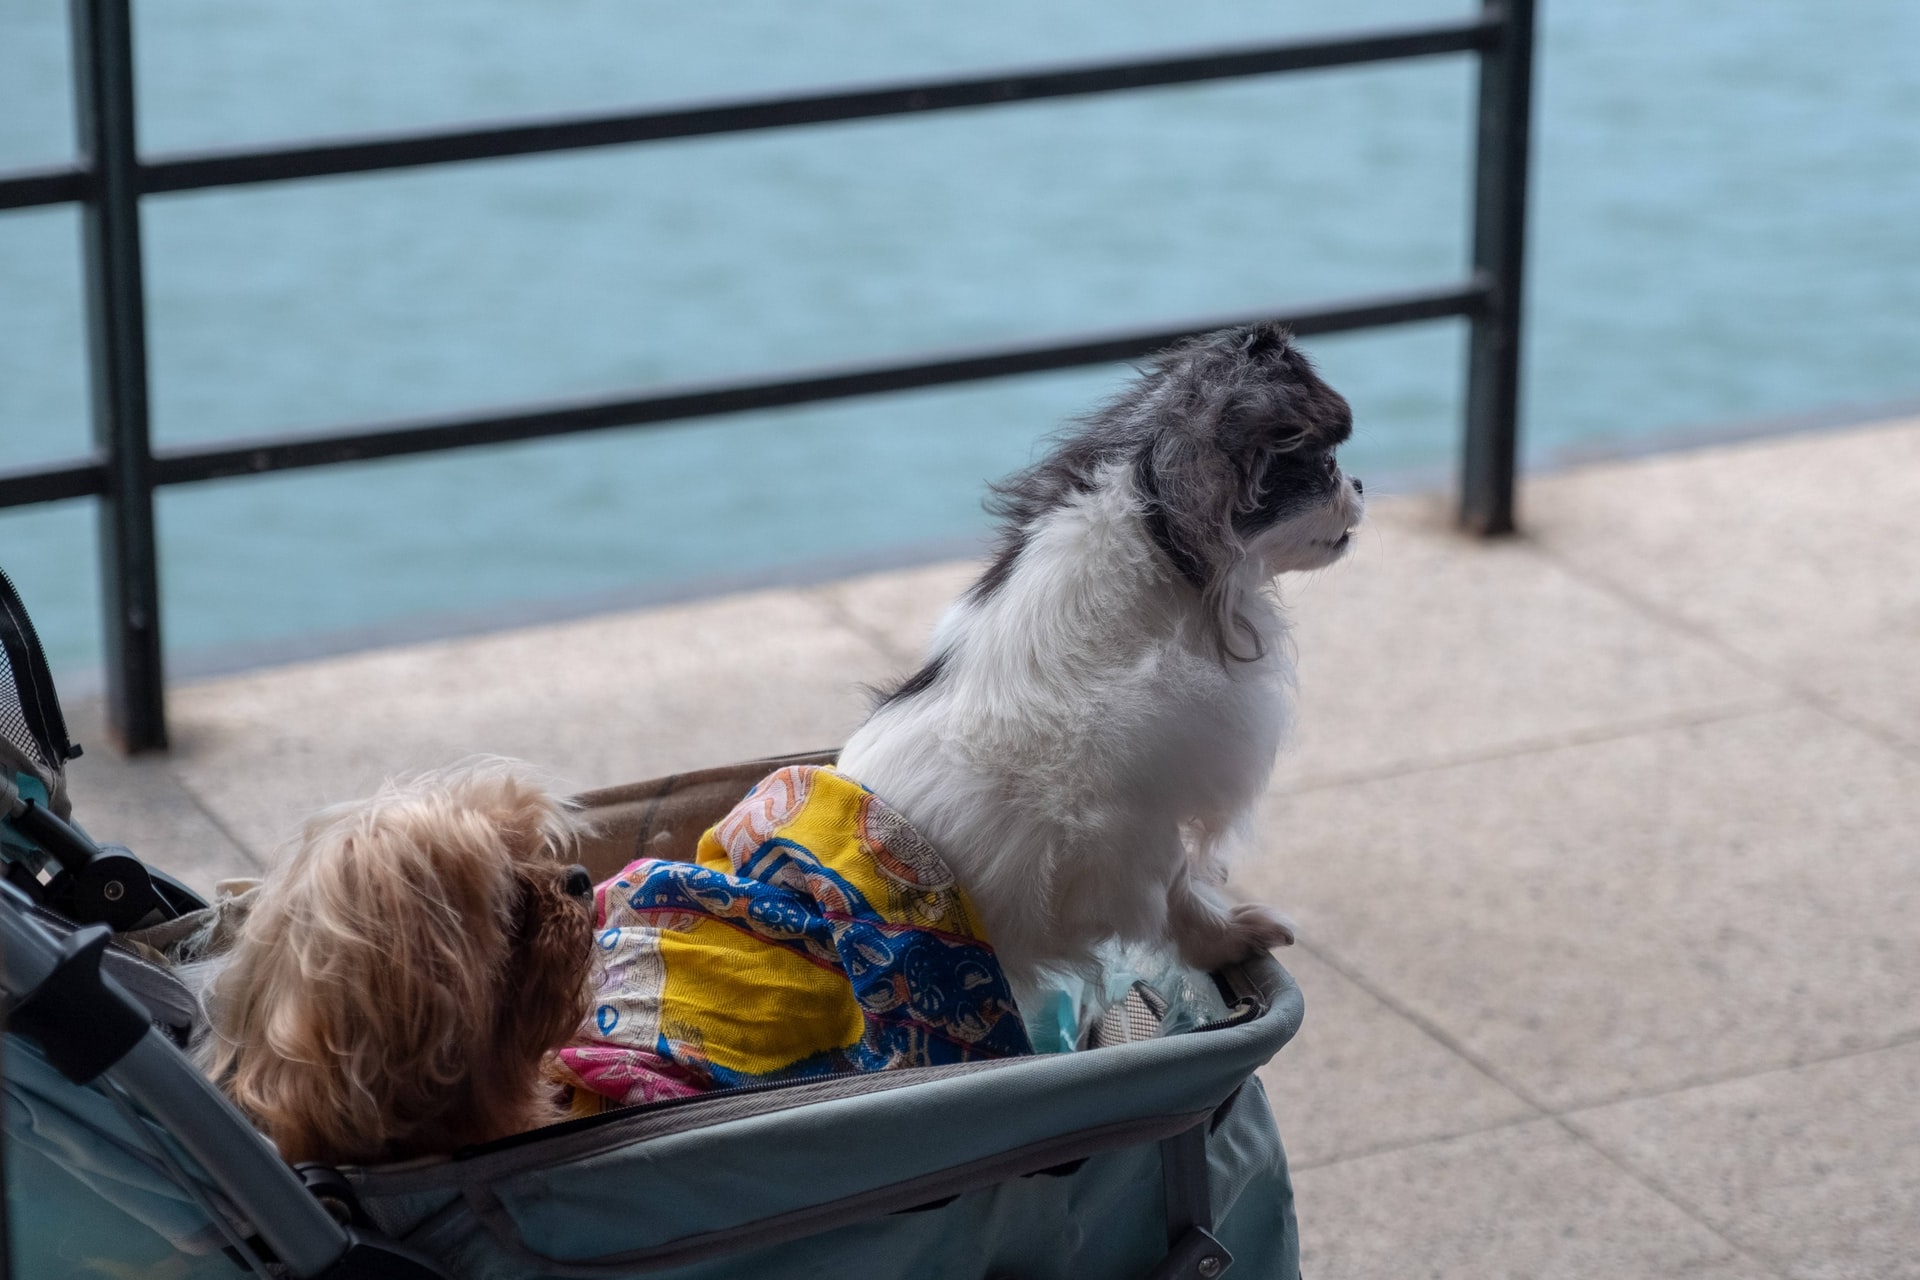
[0, 0, 1535, 751]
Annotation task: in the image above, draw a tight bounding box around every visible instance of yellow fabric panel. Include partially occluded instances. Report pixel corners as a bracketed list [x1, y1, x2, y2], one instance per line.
[655, 916, 864, 1076]
[695, 768, 993, 940]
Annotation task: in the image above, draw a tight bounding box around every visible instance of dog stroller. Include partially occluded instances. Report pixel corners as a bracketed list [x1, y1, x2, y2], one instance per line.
[1, 566, 1305, 1280]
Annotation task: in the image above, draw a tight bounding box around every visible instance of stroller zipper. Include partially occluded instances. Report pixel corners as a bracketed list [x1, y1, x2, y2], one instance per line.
[452, 1066, 896, 1157]
[1190, 996, 1263, 1034]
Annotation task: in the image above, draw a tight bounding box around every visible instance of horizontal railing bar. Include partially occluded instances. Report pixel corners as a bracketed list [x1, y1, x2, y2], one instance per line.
[0, 453, 108, 507]
[0, 282, 1482, 508]
[0, 163, 89, 212]
[0, 282, 1483, 507]
[0, 18, 1498, 209]
[153, 282, 1485, 485]
[144, 20, 1498, 194]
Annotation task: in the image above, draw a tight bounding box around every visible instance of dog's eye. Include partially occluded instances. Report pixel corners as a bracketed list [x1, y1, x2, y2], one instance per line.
[1321, 455, 1338, 476]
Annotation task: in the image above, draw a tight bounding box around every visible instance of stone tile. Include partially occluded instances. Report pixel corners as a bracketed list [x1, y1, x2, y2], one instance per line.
[1292, 1120, 1761, 1280]
[1568, 1041, 1920, 1280]
[1260, 947, 1538, 1170]
[1238, 707, 1920, 1113]
[166, 585, 893, 856]
[1275, 498, 1782, 788]
[1526, 418, 1920, 753]
[57, 700, 262, 892]
[809, 559, 980, 668]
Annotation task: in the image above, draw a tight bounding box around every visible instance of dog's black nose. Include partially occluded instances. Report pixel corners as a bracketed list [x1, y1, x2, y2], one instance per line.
[564, 865, 593, 900]
[1351, 476, 1363, 495]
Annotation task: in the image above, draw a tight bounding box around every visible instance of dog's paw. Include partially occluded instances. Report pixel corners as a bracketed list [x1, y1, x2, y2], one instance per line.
[1175, 902, 1295, 971]
[1227, 902, 1296, 951]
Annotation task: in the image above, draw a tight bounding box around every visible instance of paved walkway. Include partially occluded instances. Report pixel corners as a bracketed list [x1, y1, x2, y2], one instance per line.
[63, 418, 1920, 1279]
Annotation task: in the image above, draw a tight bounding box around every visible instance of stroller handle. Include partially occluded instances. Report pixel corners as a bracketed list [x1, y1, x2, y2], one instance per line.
[1, 882, 350, 1277]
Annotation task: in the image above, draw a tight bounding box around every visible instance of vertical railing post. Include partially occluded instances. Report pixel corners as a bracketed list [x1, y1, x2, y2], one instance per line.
[1459, 0, 1536, 535]
[71, 0, 167, 751]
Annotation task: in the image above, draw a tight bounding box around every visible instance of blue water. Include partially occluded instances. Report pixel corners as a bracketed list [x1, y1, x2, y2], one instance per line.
[3, 0, 1917, 677]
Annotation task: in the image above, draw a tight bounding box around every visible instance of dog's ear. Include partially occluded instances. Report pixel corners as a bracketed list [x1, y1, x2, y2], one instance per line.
[1136, 429, 1273, 663]
[1233, 331, 1352, 457]
[1237, 320, 1292, 361]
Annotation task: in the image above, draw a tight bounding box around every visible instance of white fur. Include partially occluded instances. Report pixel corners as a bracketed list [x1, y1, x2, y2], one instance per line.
[838, 459, 1361, 990]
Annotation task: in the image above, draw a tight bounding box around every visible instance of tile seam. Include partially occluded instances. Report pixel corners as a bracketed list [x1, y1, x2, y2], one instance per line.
[1292, 938, 1552, 1112]
[1549, 1115, 1798, 1280]
[162, 764, 268, 870]
[1272, 696, 1789, 797]
[1298, 945, 1919, 1273]
[1286, 1109, 1544, 1174]
[1550, 1032, 1920, 1278]
[1290, 1116, 1790, 1280]
[1554, 1026, 1920, 1119]
[1518, 540, 1920, 768]
[808, 588, 921, 672]
[1295, 938, 1794, 1277]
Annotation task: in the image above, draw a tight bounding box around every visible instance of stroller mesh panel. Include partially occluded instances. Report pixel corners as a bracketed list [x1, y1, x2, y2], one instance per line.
[1, 653, 48, 771]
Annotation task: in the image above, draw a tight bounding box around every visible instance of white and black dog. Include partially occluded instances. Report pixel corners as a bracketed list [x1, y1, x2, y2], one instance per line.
[838, 321, 1362, 991]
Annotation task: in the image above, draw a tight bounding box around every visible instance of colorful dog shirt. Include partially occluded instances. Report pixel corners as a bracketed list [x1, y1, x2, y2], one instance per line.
[552, 765, 1030, 1109]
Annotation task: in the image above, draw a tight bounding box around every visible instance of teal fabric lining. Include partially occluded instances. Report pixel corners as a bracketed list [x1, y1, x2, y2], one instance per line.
[357, 956, 1303, 1277]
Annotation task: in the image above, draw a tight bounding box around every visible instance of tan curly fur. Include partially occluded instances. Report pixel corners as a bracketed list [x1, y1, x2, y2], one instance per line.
[196, 759, 594, 1165]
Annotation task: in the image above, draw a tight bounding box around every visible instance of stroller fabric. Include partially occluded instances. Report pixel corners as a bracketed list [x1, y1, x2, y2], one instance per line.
[343, 955, 1301, 1279]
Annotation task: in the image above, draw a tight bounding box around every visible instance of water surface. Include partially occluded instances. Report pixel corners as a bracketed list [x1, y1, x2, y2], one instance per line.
[2, 0, 1915, 675]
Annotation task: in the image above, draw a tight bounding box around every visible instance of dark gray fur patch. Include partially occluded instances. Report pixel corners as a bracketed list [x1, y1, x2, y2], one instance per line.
[967, 425, 1134, 604]
[870, 650, 948, 710]
[966, 528, 1026, 604]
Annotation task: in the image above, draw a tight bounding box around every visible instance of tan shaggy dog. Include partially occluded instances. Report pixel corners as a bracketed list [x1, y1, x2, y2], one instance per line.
[196, 760, 595, 1165]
